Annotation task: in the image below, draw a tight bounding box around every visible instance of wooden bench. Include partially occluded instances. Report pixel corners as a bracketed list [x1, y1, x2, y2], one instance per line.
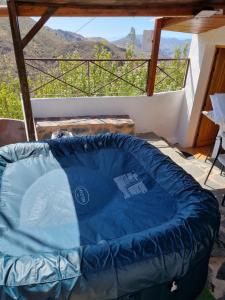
[36, 115, 135, 140]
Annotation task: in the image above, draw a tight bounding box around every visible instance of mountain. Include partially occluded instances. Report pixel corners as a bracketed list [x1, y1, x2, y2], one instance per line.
[0, 17, 126, 59]
[159, 37, 191, 57]
[54, 29, 85, 42]
[0, 18, 191, 68]
[113, 27, 142, 50]
[113, 28, 191, 58]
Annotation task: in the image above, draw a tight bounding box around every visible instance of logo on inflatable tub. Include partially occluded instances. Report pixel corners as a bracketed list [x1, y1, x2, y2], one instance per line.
[74, 186, 90, 205]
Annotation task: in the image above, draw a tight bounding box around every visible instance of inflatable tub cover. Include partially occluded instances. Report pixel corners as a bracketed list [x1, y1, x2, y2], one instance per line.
[0, 134, 220, 300]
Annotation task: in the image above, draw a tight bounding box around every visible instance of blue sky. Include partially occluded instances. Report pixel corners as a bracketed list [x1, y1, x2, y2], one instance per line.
[40, 17, 192, 41]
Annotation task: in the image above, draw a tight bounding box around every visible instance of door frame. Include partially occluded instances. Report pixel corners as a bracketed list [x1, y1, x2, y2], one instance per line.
[193, 45, 225, 147]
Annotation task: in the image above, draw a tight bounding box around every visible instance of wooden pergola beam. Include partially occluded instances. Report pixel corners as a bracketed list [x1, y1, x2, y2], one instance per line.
[1, 5, 192, 17]
[1, 0, 225, 17]
[0, 2, 225, 17]
[147, 18, 163, 96]
[22, 7, 56, 48]
[7, 0, 36, 141]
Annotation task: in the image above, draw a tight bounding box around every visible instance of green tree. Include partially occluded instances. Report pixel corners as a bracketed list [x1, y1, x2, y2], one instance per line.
[0, 55, 23, 119]
[0, 45, 189, 119]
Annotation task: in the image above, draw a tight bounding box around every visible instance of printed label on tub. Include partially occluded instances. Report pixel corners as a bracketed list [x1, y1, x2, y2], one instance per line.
[113, 172, 147, 199]
[74, 186, 90, 205]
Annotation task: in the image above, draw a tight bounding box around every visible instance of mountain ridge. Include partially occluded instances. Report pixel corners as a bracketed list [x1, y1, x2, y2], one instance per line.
[0, 17, 126, 59]
[113, 28, 191, 57]
[0, 18, 191, 63]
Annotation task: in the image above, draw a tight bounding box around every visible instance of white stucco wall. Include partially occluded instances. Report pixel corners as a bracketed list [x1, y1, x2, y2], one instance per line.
[177, 25, 225, 147]
[31, 91, 184, 144]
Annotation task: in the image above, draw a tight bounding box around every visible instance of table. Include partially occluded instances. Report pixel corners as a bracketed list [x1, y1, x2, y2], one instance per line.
[202, 110, 223, 158]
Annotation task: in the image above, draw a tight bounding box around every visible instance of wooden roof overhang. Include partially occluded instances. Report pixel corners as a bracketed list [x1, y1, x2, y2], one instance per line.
[1, 0, 225, 17]
[162, 15, 225, 34]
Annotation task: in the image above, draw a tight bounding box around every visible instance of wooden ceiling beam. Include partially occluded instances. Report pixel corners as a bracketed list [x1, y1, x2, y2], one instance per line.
[13, 0, 225, 5]
[1, 6, 192, 17]
[1, 0, 225, 17]
[0, 2, 225, 17]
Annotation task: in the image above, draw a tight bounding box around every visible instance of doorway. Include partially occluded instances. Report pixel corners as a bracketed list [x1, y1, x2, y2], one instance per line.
[195, 47, 225, 147]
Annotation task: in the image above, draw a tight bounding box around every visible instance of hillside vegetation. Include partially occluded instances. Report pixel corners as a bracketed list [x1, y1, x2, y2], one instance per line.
[0, 44, 188, 119]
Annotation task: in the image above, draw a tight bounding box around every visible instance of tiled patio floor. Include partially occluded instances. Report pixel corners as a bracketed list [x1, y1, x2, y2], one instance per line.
[138, 133, 225, 300]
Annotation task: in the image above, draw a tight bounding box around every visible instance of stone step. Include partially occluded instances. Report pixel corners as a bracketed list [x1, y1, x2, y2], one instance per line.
[36, 115, 135, 140]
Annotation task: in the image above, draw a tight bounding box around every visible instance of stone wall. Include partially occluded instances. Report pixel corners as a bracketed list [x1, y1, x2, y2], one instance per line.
[0, 118, 26, 147]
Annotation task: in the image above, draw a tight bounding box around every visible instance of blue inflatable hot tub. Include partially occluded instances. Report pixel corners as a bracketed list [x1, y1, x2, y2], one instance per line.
[0, 134, 220, 300]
